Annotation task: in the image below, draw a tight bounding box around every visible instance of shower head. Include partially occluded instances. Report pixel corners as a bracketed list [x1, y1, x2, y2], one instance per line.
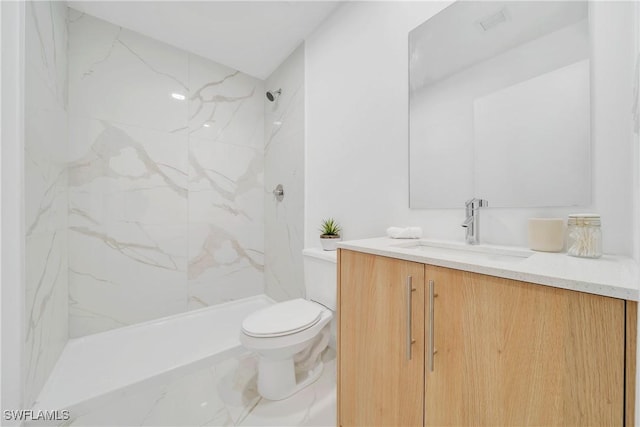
[266, 89, 282, 102]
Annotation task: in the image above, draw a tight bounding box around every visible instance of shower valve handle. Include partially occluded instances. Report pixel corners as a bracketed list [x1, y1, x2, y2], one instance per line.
[272, 184, 284, 202]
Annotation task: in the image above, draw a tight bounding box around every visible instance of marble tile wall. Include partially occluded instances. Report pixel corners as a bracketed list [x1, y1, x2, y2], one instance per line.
[24, 1, 69, 407]
[67, 10, 264, 337]
[264, 44, 306, 302]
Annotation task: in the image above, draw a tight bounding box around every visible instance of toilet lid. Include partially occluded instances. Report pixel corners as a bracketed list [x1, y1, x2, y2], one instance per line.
[242, 299, 323, 337]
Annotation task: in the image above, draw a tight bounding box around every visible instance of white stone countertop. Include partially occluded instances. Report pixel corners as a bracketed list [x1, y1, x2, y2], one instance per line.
[337, 237, 640, 301]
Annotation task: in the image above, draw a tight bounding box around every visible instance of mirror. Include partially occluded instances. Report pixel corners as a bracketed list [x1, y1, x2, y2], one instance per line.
[409, 1, 590, 208]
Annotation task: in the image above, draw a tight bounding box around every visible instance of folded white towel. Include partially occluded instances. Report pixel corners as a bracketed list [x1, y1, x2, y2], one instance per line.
[386, 226, 423, 239]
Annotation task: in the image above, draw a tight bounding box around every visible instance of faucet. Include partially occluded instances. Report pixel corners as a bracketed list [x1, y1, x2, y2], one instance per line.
[462, 198, 488, 244]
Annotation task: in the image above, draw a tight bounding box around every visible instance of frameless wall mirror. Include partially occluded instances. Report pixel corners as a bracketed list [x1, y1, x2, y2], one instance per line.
[409, 1, 591, 208]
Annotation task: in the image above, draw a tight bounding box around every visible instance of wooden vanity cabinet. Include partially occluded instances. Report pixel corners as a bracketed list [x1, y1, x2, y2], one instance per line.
[425, 265, 625, 426]
[338, 250, 425, 426]
[338, 249, 636, 427]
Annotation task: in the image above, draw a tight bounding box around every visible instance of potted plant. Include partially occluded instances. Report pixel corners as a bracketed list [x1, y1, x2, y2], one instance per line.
[319, 218, 342, 251]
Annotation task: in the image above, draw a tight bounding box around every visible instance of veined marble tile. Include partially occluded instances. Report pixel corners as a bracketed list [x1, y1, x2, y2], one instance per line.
[59, 349, 332, 426]
[46, 346, 334, 426]
[24, 0, 69, 408]
[189, 194, 263, 250]
[68, 116, 188, 183]
[62, 366, 231, 426]
[189, 136, 263, 196]
[66, 9, 265, 337]
[25, 1, 67, 111]
[264, 175, 304, 302]
[68, 116, 188, 225]
[186, 137, 264, 308]
[188, 138, 264, 306]
[67, 11, 188, 133]
[264, 244, 304, 301]
[25, 107, 68, 169]
[264, 90, 304, 157]
[188, 275, 264, 310]
[187, 223, 263, 309]
[25, 231, 68, 408]
[25, 108, 68, 237]
[69, 186, 187, 230]
[222, 349, 336, 427]
[24, 1, 69, 238]
[264, 44, 306, 303]
[188, 54, 264, 147]
[68, 223, 187, 337]
[214, 353, 261, 426]
[189, 187, 264, 227]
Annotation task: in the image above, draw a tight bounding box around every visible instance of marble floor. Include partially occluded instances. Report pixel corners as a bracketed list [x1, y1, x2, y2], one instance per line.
[62, 349, 336, 426]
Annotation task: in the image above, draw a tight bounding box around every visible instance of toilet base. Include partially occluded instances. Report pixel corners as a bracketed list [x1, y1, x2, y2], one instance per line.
[256, 355, 324, 400]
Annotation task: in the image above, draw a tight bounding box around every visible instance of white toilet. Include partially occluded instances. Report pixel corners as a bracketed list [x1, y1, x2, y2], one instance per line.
[240, 248, 336, 400]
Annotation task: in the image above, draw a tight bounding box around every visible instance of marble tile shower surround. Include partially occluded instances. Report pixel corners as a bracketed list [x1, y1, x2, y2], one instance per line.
[264, 44, 306, 302]
[24, 1, 69, 408]
[67, 10, 265, 337]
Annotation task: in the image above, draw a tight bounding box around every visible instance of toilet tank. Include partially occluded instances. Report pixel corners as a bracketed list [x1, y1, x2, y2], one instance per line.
[303, 248, 337, 311]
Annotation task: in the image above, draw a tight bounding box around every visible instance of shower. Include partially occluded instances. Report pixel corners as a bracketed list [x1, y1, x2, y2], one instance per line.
[266, 88, 282, 102]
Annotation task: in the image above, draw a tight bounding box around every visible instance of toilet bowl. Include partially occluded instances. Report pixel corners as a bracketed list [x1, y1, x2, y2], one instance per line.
[240, 248, 337, 400]
[240, 299, 332, 400]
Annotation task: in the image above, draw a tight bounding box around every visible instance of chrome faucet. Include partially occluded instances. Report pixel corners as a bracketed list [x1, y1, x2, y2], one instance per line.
[462, 198, 488, 244]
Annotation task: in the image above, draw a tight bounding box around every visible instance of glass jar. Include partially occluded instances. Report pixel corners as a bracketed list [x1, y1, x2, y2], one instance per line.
[567, 214, 602, 258]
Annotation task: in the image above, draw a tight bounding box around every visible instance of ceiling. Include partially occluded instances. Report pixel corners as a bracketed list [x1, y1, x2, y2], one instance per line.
[68, 1, 341, 80]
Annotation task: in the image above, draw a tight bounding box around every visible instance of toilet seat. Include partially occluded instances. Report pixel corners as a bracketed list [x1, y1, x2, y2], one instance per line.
[240, 300, 333, 400]
[241, 298, 323, 338]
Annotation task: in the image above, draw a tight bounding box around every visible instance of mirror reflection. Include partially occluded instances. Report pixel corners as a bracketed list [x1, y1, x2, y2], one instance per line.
[409, 1, 590, 208]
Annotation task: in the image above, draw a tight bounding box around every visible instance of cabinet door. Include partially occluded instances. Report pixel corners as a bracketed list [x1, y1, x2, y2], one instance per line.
[339, 250, 425, 426]
[425, 265, 625, 426]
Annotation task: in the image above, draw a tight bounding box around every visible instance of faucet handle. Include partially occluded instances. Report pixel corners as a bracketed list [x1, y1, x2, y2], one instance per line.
[465, 198, 489, 208]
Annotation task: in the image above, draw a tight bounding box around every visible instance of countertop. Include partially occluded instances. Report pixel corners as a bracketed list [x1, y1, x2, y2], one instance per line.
[337, 237, 640, 301]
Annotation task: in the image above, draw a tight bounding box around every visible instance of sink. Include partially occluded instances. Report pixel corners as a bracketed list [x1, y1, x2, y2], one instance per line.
[393, 240, 533, 263]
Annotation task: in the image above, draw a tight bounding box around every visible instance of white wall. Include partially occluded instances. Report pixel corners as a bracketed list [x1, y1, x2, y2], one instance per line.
[306, 1, 449, 248]
[306, 1, 636, 255]
[632, 2, 640, 422]
[590, 1, 635, 256]
[634, 0, 640, 264]
[265, 44, 306, 302]
[1, 1, 25, 420]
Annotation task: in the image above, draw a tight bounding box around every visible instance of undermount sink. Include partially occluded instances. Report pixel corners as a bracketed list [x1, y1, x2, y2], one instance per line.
[393, 239, 534, 263]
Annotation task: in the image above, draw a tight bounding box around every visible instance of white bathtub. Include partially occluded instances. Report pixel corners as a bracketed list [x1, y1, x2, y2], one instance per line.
[32, 295, 274, 417]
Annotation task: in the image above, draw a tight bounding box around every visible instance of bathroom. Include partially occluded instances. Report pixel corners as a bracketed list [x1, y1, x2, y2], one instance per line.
[1, 0, 639, 426]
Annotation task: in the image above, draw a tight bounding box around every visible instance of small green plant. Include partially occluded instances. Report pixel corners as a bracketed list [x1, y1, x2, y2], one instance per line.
[319, 218, 342, 237]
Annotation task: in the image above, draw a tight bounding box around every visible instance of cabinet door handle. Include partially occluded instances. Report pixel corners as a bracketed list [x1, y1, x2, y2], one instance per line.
[428, 279, 435, 372]
[406, 276, 416, 361]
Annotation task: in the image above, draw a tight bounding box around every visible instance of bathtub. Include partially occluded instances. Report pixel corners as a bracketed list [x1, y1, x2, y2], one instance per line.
[32, 295, 274, 419]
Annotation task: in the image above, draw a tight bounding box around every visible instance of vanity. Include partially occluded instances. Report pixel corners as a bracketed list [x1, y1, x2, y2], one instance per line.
[335, 0, 640, 424]
[336, 238, 639, 426]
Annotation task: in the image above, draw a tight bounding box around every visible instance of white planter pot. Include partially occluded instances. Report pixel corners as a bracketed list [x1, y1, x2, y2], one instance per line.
[320, 236, 341, 251]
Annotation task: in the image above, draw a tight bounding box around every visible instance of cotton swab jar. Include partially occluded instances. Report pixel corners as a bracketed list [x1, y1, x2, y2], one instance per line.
[567, 214, 602, 259]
